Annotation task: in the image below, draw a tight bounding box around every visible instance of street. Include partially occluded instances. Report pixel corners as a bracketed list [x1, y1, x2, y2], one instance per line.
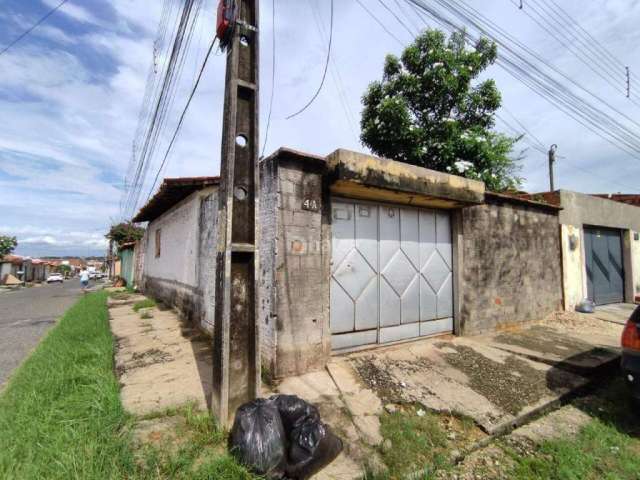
[0, 281, 84, 387]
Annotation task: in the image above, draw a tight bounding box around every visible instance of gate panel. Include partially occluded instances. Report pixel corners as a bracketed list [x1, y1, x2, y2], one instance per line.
[585, 227, 624, 305]
[331, 199, 454, 350]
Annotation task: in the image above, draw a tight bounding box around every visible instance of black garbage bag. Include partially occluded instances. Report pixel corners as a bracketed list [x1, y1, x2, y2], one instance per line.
[273, 394, 320, 430]
[284, 415, 344, 480]
[273, 394, 343, 480]
[229, 395, 343, 480]
[576, 299, 595, 313]
[228, 398, 287, 478]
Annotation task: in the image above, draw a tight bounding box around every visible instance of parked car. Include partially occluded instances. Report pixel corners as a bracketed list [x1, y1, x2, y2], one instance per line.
[621, 305, 640, 404]
[46, 273, 64, 284]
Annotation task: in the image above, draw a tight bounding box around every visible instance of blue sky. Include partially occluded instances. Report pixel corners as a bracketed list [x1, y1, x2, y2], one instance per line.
[1, 0, 639, 257]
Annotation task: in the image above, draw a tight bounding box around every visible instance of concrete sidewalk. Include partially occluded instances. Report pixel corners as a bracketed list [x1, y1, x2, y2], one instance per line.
[277, 309, 626, 479]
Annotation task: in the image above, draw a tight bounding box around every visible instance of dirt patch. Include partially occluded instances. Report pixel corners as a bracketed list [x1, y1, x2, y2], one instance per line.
[353, 356, 433, 403]
[117, 348, 174, 375]
[441, 344, 565, 416]
[494, 325, 600, 358]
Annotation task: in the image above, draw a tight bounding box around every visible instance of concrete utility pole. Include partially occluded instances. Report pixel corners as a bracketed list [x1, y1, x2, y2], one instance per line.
[212, 0, 261, 426]
[548, 144, 557, 192]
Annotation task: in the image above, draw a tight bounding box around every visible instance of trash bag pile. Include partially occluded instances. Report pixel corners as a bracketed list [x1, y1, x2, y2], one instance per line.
[229, 394, 343, 479]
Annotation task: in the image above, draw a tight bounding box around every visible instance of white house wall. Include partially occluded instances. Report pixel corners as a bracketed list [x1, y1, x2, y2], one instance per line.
[143, 187, 217, 334]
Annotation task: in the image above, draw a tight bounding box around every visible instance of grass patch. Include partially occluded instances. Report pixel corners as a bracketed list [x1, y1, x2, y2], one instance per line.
[371, 406, 450, 479]
[133, 298, 156, 312]
[0, 291, 254, 479]
[506, 378, 640, 480]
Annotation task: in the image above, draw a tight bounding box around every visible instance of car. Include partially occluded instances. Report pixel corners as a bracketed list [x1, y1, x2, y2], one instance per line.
[621, 305, 640, 404]
[46, 273, 64, 284]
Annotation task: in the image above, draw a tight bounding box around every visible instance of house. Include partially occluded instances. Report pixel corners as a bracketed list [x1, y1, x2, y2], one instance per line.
[133, 149, 565, 379]
[132, 176, 219, 329]
[1, 255, 24, 284]
[523, 190, 640, 309]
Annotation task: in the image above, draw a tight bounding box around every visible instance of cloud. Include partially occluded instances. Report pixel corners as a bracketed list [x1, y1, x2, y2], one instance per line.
[2, 0, 640, 259]
[41, 0, 101, 25]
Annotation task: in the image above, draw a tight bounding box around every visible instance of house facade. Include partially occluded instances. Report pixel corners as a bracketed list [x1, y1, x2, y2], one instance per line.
[525, 190, 640, 309]
[132, 177, 219, 332]
[133, 149, 566, 380]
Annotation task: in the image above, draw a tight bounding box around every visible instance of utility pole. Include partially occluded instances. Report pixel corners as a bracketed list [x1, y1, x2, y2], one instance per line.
[626, 66, 630, 98]
[548, 144, 557, 191]
[212, 0, 261, 426]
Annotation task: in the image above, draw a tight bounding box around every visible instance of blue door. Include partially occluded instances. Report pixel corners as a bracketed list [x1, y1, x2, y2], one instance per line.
[585, 227, 624, 305]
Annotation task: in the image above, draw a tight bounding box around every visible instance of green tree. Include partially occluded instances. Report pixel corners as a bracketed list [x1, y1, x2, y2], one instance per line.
[106, 223, 145, 247]
[0, 235, 17, 260]
[360, 29, 522, 191]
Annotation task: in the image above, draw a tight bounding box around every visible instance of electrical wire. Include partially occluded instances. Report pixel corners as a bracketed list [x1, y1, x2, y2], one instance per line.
[307, 0, 359, 141]
[404, 0, 640, 159]
[123, 0, 204, 217]
[144, 37, 218, 203]
[0, 0, 69, 57]
[286, 0, 334, 120]
[353, 0, 405, 46]
[261, 0, 276, 157]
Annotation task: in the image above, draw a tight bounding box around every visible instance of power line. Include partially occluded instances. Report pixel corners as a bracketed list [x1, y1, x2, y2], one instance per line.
[0, 0, 69, 57]
[286, 0, 334, 119]
[405, 0, 640, 159]
[307, 0, 359, 141]
[145, 37, 218, 203]
[353, 0, 405, 46]
[261, 0, 277, 157]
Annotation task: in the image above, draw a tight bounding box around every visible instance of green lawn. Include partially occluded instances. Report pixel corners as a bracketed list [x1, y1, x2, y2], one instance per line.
[507, 378, 640, 480]
[0, 291, 252, 479]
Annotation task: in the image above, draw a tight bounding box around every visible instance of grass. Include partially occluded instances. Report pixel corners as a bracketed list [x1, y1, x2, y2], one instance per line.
[0, 291, 254, 479]
[133, 298, 156, 312]
[506, 378, 640, 480]
[370, 406, 450, 479]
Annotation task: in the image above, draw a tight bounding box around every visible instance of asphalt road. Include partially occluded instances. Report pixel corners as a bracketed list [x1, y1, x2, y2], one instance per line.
[0, 280, 85, 387]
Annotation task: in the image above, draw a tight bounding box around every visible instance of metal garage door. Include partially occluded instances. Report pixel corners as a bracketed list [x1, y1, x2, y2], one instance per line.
[330, 199, 453, 350]
[584, 227, 624, 305]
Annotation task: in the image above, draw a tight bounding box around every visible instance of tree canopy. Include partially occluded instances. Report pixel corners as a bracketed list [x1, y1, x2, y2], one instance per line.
[361, 29, 522, 191]
[0, 235, 17, 260]
[106, 223, 145, 247]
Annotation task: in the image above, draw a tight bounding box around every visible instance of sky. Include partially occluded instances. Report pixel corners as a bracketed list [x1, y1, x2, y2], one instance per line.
[1, 0, 639, 257]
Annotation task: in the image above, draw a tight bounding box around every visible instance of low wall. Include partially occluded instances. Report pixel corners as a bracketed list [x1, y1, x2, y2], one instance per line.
[144, 276, 203, 326]
[460, 194, 563, 335]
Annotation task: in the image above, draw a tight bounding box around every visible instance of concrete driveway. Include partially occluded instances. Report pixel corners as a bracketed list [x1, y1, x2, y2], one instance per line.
[0, 280, 85, 387]
[276, 309, 629, 479]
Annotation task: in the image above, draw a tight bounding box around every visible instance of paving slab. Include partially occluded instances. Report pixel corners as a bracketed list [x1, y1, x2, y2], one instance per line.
[109, 300, 212, 415]
[347, 334, 589, 435]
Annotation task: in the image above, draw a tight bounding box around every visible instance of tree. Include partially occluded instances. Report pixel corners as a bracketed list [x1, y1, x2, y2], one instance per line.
[0, 235, 17, 260]
[106, 222, 145, 247]
[361, 29, 522, 191]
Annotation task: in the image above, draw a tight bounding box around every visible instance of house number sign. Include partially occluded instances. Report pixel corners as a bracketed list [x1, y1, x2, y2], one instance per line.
[302, 198, 319, 211]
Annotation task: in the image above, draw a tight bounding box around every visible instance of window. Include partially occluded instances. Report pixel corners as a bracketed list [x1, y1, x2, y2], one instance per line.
[155, 229, 161, 258]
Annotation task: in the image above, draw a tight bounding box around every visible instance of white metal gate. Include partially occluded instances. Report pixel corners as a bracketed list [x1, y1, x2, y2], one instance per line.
[331, 199, 453, 350]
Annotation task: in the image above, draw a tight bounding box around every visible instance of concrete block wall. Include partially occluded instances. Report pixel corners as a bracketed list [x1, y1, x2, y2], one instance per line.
[460, 196, 563, 335]
[263, 152, 331, 379]
[258, 158, 278, 371]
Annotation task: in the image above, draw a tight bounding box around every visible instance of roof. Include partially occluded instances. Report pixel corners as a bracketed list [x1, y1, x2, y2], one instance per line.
[592, 194, 640, 207]
[1, 254, 24, 265]
[132, 176, 220, 223]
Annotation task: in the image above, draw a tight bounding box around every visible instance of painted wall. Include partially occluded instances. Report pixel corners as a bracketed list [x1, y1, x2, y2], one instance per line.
[632, 231, 640, 300]
[559, 190, 640, 231]
[557, 190, 640, 307]
[143, 187, 217, 333]
[460, 197, 563, 335]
